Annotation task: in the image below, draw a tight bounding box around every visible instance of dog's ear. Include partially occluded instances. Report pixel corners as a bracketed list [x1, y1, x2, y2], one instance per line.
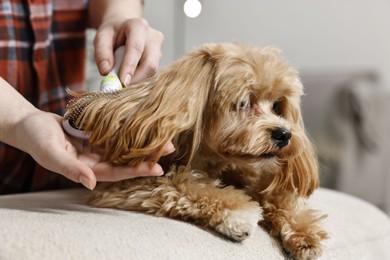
[66, 44, 221, 166]
[282, 88, 319, 196]
[283, 76, 320, 196]
[289, 125, 319, 197]
[287, 80, 320, 196]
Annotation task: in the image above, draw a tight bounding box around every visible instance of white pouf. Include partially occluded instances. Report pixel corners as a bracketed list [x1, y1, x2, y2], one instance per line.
[0, 188, 389, 260]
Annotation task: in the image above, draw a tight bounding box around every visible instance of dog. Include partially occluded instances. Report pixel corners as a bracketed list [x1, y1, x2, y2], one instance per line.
[65, 43, 328, 259]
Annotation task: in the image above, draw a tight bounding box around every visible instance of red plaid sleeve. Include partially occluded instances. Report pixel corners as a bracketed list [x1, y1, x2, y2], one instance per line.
[0, 0, 88, 194]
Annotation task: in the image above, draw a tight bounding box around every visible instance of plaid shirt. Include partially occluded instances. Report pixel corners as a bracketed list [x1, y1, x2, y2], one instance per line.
[0, 0, 88, 194]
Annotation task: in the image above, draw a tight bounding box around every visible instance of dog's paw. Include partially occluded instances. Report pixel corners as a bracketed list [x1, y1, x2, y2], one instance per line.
[215, 205, 262, 241]
[283, 230, 328, 260]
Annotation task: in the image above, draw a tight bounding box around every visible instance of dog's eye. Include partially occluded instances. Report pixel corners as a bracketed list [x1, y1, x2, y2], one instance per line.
[272, 100, 282, 114]
[237, 99, 250, 111]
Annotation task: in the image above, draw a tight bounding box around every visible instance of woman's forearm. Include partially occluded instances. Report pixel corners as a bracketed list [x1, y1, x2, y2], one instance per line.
[88, 0, 143, 29]
[0, 77, 38, 149]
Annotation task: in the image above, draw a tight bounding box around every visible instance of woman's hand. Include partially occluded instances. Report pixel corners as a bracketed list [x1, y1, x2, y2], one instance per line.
[94, 17, 164, 86]
[16, 111, 174, 190]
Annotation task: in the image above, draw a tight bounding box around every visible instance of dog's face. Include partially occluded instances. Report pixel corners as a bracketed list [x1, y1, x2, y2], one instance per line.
[201, 44, 306, 171]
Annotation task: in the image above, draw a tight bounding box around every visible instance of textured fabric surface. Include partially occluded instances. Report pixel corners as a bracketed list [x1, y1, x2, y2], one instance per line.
[0, 188, 389, 260]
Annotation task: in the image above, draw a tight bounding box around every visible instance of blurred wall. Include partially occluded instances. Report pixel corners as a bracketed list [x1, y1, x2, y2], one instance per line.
[143, 0, 176, 67]
[144, 0, 390, 86]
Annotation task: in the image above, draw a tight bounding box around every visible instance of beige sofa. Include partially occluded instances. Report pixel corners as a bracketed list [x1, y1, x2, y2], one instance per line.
[0, 188, 389, 259]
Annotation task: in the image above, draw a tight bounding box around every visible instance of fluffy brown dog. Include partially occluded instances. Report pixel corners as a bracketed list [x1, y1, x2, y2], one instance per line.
[65, 43, 328, 259]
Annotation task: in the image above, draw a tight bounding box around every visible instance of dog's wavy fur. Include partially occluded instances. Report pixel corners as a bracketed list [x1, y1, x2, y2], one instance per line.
[66, 43, 328, 259]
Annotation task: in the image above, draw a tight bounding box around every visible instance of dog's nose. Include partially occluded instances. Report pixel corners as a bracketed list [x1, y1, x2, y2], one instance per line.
[271, 128, 292, 148]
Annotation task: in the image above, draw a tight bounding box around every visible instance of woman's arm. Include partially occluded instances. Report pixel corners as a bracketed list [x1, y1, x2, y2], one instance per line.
[0, 77, 38, 149]
[88, 0, 143, 29]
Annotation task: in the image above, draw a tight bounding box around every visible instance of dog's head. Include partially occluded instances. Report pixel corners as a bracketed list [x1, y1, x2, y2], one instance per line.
[65, 43, 318, 196]
[199, 44, 318, 196]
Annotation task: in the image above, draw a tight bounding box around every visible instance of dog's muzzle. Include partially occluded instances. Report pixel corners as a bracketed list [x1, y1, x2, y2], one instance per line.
[271, 127, 292, 148]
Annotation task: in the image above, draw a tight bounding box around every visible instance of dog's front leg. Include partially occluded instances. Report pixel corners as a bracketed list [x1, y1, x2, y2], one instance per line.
[258, 190, 328, 260]
[87, 168, 262, 241]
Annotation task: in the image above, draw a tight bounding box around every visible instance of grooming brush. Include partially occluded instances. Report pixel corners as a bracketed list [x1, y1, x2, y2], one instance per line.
[62, 46, 125, 139]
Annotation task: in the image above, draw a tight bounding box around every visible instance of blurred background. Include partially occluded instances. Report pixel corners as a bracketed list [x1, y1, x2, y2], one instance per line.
[86, 0, 390, 214]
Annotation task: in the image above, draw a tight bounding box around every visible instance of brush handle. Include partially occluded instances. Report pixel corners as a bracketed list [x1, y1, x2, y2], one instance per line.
[99, 46, 126, 92]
